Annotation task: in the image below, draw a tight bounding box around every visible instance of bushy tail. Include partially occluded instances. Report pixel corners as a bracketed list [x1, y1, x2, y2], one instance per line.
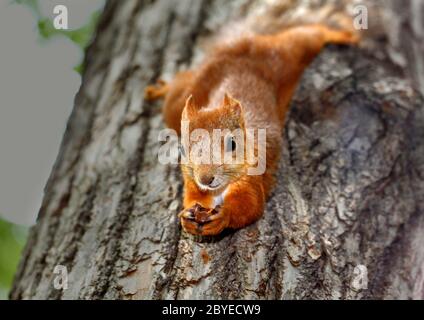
[249, 0, 357, 33]
[210, 0, 360, 48]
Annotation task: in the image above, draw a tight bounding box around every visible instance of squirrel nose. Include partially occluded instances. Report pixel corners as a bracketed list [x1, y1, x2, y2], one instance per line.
[199, 175, 215, 186]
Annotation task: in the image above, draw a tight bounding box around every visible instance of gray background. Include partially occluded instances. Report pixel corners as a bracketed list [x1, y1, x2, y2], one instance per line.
[0, 0, 104, 226]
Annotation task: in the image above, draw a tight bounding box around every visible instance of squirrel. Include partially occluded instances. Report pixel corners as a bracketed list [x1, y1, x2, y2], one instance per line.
[145, 23, 359, 236]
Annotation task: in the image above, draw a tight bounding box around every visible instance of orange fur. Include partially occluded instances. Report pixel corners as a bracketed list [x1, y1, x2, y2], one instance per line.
[145, 24, 358, 236]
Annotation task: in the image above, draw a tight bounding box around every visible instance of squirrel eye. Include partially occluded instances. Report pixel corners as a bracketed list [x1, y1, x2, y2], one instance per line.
[226, 137, 236, 152]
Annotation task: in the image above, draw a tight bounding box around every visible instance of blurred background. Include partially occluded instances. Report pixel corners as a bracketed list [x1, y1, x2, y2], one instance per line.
[0, 0, 105, 299]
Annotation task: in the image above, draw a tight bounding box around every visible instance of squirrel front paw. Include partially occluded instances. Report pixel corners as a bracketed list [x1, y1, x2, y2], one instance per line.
[178, 204, 229, 236]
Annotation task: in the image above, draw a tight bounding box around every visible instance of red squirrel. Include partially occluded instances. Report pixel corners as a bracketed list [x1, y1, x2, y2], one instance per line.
[145, 23, 358, 236]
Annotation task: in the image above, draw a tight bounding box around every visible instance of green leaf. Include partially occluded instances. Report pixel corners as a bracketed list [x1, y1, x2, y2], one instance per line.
[0, 218, 28, 295]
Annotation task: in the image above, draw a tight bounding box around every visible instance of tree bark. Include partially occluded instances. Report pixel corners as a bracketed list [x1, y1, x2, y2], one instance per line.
[10, 0, 424, 300]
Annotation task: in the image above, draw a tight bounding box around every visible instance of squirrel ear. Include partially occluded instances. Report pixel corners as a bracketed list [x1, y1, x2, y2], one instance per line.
[182, 95, 198, 120]
[223, 93, 243, 118]
[223, 93, 234, 106]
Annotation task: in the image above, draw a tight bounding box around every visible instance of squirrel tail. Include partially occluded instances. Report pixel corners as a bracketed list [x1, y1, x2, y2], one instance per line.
[210, 1, 359, 48]
[248, 1, 358, 34]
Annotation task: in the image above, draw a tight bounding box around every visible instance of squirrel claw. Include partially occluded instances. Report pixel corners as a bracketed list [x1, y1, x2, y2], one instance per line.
[180, 204, 228, 236]
[178, 208, 195, 220]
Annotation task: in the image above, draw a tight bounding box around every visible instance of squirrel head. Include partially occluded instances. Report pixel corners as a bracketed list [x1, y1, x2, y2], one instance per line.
[180, 93, 248, 193]
[182, 93, 244, 129]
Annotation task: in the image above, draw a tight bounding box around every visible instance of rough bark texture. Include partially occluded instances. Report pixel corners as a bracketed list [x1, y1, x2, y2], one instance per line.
[10, 0, 424, 299]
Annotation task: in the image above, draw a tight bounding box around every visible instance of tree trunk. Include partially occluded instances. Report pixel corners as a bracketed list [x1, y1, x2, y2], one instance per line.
[10, 0, 424, 300]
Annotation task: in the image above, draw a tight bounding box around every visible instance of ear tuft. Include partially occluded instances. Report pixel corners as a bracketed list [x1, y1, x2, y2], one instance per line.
[223, 93, 233, 106]
[223, 92, 243, 117]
